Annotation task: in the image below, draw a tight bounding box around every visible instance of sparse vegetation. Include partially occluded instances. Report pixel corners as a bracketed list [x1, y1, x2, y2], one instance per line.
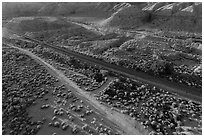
[2, 2, 202, 135]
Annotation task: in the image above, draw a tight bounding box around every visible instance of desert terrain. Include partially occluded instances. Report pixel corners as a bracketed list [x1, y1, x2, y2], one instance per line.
[2, 2, 202, 135]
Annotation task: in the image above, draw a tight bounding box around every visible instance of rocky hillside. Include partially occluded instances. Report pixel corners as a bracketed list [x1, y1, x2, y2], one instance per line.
[100, 3, 149, 29]
[2, 2, 44, 17]
[2, 2, 202, 32]
[102, 2, 202, 32]
[146, 2, 202, 32]
[2, 2, 113, 18]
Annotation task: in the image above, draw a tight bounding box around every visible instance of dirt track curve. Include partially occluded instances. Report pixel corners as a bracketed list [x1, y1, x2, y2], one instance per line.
[6, 43, 149, 135]
[23, 36, 202, 103]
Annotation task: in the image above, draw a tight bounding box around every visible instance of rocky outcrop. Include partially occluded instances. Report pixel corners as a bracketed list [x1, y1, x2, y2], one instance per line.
[142, 2, 167, 12]
[142, 2, 202, 32]
[3, 2, 202, 32]
[101, 3, 148, 29]
[100, 2, 201, 32]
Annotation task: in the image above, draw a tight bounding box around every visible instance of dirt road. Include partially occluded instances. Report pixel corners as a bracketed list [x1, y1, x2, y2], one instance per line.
[6, 43, 149, 135]
[67, 20, 105, 35]
[18, 23, 201, 103]
[39, 41, 202, 103]
[4, 21, 201, 103]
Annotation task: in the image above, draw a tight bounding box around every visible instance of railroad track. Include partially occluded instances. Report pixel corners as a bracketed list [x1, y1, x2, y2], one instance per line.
[4, 30, 202, 102]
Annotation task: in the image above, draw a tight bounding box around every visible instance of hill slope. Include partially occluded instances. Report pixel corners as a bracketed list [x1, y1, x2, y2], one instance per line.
[102, 2, 201, 32]
[2, 2, 202, 32]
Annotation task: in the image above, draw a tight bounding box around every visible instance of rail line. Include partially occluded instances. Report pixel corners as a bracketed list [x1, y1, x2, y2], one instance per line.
[3, 26, 201, 103]
[20, 35, 202, 103]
